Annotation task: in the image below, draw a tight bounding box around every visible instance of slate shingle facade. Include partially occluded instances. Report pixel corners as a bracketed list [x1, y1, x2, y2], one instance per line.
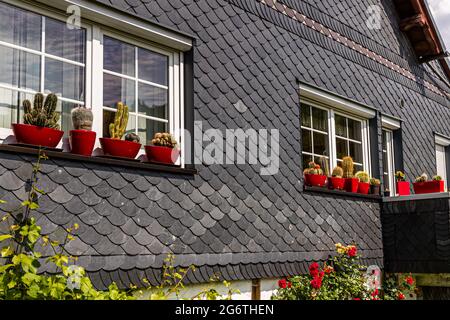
[0, 0, 449, 290]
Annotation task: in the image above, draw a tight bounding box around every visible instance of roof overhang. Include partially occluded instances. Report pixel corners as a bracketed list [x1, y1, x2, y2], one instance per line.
[393, 0, 450, 81]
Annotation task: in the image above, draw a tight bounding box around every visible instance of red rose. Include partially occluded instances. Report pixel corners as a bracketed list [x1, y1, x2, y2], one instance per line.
[310, 277, 322, 289]
[319, 271, 325, 279]
[371, 289, 379, 297]
[287, 282, 292, 288]
[405, 276, 414, 286]
[347, 246, 357, 257]
[278, 279, 287, 289]
[398, 292, 405, 300]
[353, 298, 361, 300]
[309, 262, 320, 277]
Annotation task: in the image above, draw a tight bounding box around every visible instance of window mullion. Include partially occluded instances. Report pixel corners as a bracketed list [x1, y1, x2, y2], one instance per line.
[329, 110, 336, 171]
[135, 46, 139, 136]
[40, 16, 45, 93]
[91, 26, 103, 145]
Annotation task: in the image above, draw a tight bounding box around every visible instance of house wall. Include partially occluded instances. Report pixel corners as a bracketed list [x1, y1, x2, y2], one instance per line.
[0, 0, 449, 290]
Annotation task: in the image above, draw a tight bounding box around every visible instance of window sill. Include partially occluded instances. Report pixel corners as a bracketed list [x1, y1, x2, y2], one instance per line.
[0, 144, 197, 175]
[303, 186, 382, 201]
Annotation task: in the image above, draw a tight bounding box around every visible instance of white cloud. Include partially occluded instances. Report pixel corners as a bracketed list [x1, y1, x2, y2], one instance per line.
[427, 0, 450, 49]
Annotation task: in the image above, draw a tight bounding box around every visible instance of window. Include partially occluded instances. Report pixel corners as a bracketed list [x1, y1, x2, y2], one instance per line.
[0, 1, 185, 165]
[301, 102, 370, 175]
[382, 129, 395, 195]
[0, 1, 87, 136]
[435, 134, 450, 191]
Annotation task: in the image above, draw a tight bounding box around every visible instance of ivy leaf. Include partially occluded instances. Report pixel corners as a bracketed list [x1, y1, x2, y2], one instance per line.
[0, 234, 12, 242]
[1, 246, 14, 257]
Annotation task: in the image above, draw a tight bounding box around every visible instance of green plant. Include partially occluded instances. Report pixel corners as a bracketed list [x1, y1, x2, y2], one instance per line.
[71, 106, 93, 130]
[151, 132, 178, 148]
[355, 171, 370, 183]
[109, 102, 129, 139]
[303, 162, 323, 175]
[125, 133, 140, 143]
[23, 93, 60, 130]
[342, 156, 354, 178]
[395, 171, 406, 182]
[331, 166, 343, 178]
[433, 175, 442, 181]
[370, 178, 381, 186]
[415, 173, 428, 183]
[319, 157, 329, 177]
[383, 273, 416, 300]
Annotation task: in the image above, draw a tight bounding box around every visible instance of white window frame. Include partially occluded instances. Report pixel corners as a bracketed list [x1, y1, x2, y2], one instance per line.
[301, 98, 371, 176]
[435, 134, 450, 191]
[382, 129, 395, 196]
[0, 0, 187, 167]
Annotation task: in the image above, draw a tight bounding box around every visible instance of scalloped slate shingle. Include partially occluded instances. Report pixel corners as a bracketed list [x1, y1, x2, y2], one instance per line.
[0, 0, 449, 290]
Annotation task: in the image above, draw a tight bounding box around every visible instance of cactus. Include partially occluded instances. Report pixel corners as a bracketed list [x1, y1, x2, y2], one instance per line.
[71, 106, 93, 130]
[125, 133, 140, 143]
[109, 102, 129, 139]
[319, 156, 329, 177]
[332, 166, 344, 178]
[415, 173, 428, 183]
[433, 175, 442, 181]
[370, 178, 381, 186]
[23, 93, 60, 130]
[342, 156, 354, 178]
[395, 171, 406, 182]
[355, 171, 370, 183]
[303, 161, 323, 175]
[151, 132, 178, 148]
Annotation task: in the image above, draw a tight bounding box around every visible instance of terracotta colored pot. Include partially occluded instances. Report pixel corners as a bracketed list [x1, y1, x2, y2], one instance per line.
[413, 180, 444, 194]
[357, 182, 370, 194]
[99, 138, 141, 159]
[396, 181, 410, 196]
[69, 130, 96, 156]
[12, 123, 64, 148]
[329, 177, 345, 190]
[145, 145, 180, 165]
[370, 184, 380, 195]
[304, 174, 327, 187]
[344, 178, 359, 193]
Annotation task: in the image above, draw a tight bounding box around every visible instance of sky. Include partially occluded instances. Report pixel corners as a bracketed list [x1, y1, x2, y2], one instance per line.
[428, 0, 450, 50]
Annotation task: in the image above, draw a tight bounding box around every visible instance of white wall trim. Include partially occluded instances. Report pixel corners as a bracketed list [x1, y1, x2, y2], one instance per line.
[300, 83, 376, 119]
[34, 0, 193, 51]
[435, 133, 450, 147]
[381, 115, 401, 130]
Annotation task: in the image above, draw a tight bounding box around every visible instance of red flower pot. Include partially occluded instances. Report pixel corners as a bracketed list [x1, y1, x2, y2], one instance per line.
[99, 138, 141, 159]
[12, 123, 64, 148]
[413, 180, 444, 194]
[329, 177, 345, 190]
[145, 145, 180, 165]
[69, 130, 96, 156]
[344, 178, 359, 193]
[357, 182, 370, 194]
[304, 174, 327, 187]
[396, 181, 410, 196]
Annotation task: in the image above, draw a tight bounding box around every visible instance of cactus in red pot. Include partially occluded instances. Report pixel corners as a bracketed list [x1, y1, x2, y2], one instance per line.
[69, 106, 96, 156]
[145, 132, 180, 165]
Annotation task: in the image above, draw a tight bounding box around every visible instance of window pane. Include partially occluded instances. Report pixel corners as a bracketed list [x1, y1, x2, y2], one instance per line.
[313, 132, 328, 156]
[138, 83, 167, 119]
[348, 118, 361, 141]
[0, 45, 40, 91]
[103, 36, 135, 77]
[312, 107, 328, 132]
[138, 48, 168, 85]
[0, 88, 18, 129]
[301, 104, 311, 128]
[302, 129, 312, 153]
[349, 142, 363, 164]
[302, 154, 312, 170]
[45, 17, 86, 63]
[103, 110, 135, 139]
[138, 118, 166, 145]
[354, 164, 363, 173]
[336, 138, 348, 160]
[382, 130, 387, 151]
[0, 2, 41, 50]
[335, 114, 347, 137]
[45, 58, 85, 101]
[103, 73, 135, 110]
[58, 101, 77, 135]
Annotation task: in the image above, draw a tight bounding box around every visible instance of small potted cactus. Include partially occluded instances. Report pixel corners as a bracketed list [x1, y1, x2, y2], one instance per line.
[99, 102, 141, 159]
[145, 132, 180, 165]
[370, 178, 381, 195]
[413, 173, 444, 194]
[355, 171, 370, 194]
[342, 156, 359, 193]
[12, 93, 63, 148]
[69, 106, 96, 156]
[395, 171, 410, 196]
[303, 161, 327, 187]
[328, 166, 345, 190]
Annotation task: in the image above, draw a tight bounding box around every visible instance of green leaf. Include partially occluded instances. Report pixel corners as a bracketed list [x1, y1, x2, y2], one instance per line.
[1, 246, 14, 257]
[0, 234, 12, 242]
